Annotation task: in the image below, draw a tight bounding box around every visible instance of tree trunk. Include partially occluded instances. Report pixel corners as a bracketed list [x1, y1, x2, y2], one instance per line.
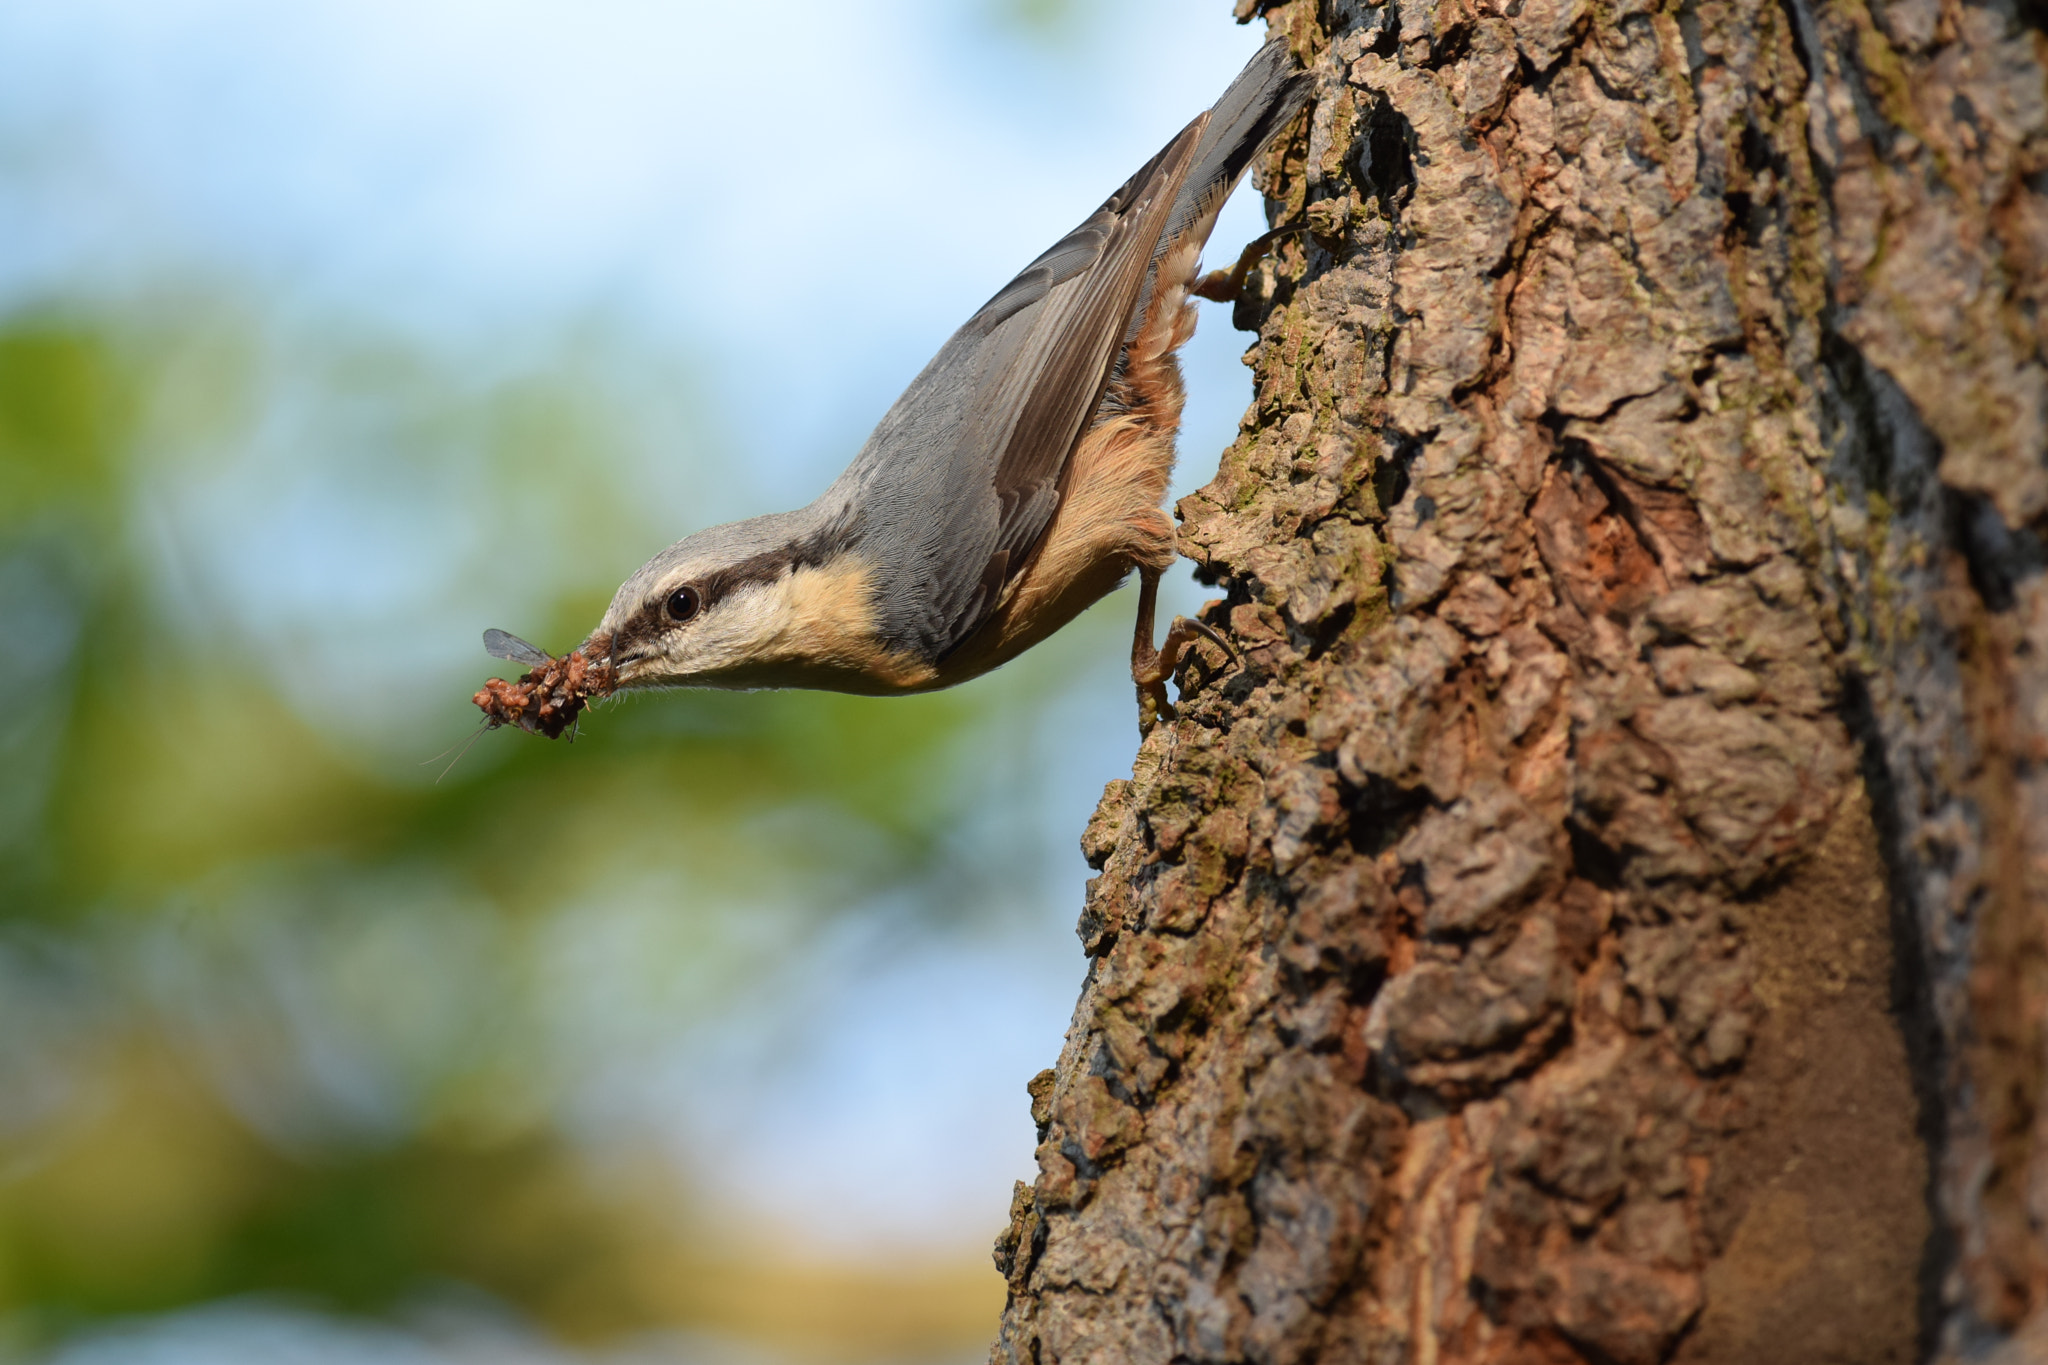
[990, 0, 2048, 1360]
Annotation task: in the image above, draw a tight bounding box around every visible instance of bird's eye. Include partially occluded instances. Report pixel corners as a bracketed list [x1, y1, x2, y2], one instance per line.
[665, 586, 702, 623]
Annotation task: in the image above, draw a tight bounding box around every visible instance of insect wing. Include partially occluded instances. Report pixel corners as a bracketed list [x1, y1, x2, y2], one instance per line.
[483, 628, 552, 667]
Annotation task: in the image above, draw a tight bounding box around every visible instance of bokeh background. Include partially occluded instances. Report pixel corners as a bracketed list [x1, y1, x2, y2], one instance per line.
[0, 2, 1273, 1361]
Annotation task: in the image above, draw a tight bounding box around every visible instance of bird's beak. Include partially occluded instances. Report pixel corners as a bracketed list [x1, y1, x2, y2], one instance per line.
[606, 643, 656, 688]
[574, 630, 639, 690]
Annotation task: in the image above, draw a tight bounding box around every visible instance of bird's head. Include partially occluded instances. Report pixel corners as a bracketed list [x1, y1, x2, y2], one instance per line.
[591, 512, 934, 695]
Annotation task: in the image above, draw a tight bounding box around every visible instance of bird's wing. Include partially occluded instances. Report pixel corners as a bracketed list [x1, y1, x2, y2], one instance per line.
[832, 118, 1207, 661]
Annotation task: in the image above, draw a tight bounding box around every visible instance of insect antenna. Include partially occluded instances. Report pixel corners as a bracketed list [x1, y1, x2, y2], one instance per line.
[427, 718, 493, 784]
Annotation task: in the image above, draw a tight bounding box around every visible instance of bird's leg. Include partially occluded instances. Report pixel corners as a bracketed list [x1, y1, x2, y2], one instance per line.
[1132, 568, 1172, 732]
[1191, 223, 1312, 303]
[1132, 568, 1239, 733]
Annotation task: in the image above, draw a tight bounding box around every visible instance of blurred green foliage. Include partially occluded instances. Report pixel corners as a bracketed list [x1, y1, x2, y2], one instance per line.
[0, 298, 1096, 1358]
[0, 325, 130, 530]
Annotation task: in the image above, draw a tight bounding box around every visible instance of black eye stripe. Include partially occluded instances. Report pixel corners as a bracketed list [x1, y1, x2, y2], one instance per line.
[665, 586, 702, 623]
[641, 512, 858, 636]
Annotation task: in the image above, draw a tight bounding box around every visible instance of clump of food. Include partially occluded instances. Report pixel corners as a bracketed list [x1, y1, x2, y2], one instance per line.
[472, 629, 616, 739]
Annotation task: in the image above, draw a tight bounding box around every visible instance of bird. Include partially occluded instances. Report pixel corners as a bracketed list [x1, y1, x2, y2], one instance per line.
[544, 40, 1309, 725]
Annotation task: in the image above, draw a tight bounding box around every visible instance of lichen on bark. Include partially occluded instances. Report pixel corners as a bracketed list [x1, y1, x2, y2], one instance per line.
[991, 1, 2047, 1361]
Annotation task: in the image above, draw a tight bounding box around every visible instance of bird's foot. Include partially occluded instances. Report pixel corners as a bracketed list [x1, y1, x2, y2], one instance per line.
[1131, 567, 1241, 736]
[1191, 223, 1311, 303]
[1133, 614, 1239, 736]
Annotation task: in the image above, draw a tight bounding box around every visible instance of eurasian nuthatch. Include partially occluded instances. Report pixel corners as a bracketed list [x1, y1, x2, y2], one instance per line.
[496, 40, 1308, 726]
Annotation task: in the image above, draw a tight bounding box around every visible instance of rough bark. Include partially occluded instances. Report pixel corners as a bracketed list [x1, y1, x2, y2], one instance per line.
[991, 1, 2048, 1361]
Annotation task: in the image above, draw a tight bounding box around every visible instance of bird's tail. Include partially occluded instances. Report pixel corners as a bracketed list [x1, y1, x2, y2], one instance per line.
[1161, 37, 1311, 259]
[1096, 37, 1309, 447]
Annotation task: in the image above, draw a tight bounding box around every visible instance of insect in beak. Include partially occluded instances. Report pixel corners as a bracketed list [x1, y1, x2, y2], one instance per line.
[473, 629, 617, 738]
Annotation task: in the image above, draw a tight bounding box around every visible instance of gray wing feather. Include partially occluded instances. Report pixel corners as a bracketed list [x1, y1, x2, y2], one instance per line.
[970, 221, 1108, 334]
